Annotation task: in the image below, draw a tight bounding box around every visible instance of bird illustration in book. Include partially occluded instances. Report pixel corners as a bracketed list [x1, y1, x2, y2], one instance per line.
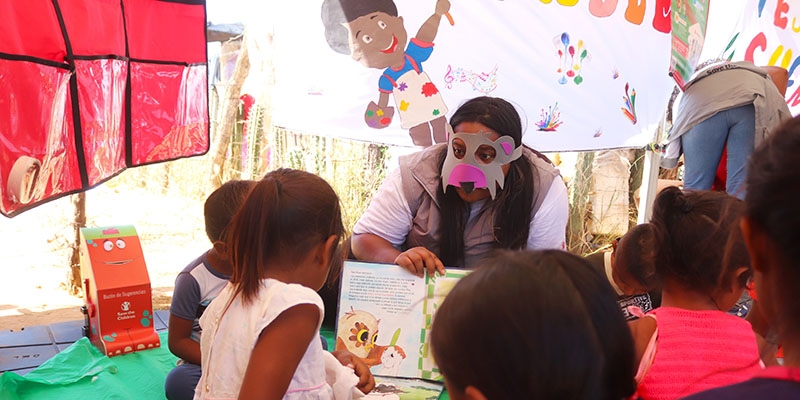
[336, 308, 407, 369]
[337, 308, 381, 359]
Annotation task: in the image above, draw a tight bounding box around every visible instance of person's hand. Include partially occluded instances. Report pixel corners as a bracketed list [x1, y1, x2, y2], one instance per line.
[331, 350, 376, 394]
[394, 246, 445, 277]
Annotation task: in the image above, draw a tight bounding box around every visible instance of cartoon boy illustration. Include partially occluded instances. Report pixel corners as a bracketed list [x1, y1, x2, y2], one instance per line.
[322, 0, 452, 147]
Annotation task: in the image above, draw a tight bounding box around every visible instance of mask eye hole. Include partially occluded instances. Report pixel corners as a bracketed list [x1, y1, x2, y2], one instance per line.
[452, 138, 466, 160]
[475, 144, 497, 164]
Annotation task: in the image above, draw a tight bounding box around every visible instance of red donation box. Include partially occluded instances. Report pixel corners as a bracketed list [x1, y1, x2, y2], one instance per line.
[79, 225, 160, 357]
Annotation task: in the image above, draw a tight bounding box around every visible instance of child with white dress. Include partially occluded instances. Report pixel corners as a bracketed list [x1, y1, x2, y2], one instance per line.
[194, 169, 374, 399]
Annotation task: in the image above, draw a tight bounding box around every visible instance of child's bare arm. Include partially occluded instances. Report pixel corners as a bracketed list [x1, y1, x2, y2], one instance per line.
[167, 314, 201, 365]
[238, 304, 320, 400]
[415, 0, 450, 43]
[628, 316, 657, 370]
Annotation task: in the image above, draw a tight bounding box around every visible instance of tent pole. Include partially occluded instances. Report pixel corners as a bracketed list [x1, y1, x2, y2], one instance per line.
[636, 147, 661, 224]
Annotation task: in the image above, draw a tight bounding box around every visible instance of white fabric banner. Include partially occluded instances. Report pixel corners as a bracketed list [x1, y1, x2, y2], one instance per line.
[735, 0, 800, 115]
[272, 1, 676, 152]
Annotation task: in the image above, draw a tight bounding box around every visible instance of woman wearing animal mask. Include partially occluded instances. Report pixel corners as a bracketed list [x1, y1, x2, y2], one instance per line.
[352, 96, 569, 276]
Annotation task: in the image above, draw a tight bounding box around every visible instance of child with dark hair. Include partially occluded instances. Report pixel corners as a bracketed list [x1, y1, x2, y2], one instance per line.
[321, 0, 451, 146]
[165, 179, 256, 400]
[682, 116, 800, 399]
[630, 187, 762, 399]
[431, 249, 636, 400]
[586, 223, 661, 320]
[353, 96, 568, 275]
[194, 169, 373, 399]
[612, 224, 658, 296]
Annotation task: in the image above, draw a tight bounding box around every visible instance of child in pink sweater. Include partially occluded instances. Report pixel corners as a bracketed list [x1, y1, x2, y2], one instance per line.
[629, 187, 762, 399]
[681, 113, 800, 399]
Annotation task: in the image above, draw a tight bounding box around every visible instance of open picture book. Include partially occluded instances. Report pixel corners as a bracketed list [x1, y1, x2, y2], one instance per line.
[334, 260, 469, 398]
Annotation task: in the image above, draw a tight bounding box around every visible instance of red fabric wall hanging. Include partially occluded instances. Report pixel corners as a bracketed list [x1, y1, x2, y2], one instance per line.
[0, 0, 209, 217]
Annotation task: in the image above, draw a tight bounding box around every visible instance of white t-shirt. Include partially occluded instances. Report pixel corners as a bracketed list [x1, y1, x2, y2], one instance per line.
[353, 167, 569, 251]
[195, 280, 332, 400]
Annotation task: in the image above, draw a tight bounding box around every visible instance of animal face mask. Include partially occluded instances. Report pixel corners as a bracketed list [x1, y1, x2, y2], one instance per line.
[441, 132, 522, 199]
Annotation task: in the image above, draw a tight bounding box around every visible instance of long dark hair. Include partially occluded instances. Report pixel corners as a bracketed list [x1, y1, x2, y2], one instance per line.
[225, 169, 344, 304]
[438, 96, 535, 267]
[431, 250, 636, 399]
[650, 187, 748, 295]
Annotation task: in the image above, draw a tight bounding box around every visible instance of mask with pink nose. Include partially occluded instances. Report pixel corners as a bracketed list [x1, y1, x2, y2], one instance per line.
[441, 131, 523, 199]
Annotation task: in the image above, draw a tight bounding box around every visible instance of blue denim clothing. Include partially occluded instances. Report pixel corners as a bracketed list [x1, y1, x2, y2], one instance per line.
[165, 362, 201, 400]
[680, 104, 755, 199]
[662, 61, 791, 173]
